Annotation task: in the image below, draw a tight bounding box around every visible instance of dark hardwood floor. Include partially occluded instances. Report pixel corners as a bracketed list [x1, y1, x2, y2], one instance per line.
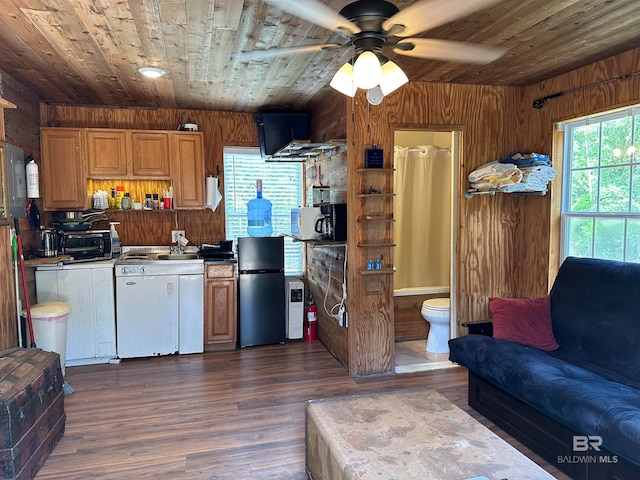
[36, 341, 568, 479]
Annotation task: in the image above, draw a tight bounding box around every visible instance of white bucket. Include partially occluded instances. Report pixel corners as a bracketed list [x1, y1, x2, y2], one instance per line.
[25, 302, 72, 376]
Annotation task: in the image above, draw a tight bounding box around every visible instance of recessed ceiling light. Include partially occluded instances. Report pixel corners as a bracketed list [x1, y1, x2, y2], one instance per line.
[138, 67, 166, 78]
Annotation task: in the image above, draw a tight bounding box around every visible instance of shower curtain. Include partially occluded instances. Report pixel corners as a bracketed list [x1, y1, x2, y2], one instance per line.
[394, 145, 451, 289]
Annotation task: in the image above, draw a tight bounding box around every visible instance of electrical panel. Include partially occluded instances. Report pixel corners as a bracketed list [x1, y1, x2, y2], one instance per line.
[3, 142, 26, 218]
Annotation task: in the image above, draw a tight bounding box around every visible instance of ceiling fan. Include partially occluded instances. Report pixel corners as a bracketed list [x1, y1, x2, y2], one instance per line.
[233, 0, 507, 99]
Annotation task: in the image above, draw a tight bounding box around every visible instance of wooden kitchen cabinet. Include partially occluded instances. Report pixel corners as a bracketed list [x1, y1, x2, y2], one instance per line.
[86, 129, 128, 177]
[41, 127, 205, 210]
[130, 131, 171, 178]
[172, 132, 205, 208]
[204, 263, 237, 350]
[40, 128, 90, 211]
[87, 129, 170, 179]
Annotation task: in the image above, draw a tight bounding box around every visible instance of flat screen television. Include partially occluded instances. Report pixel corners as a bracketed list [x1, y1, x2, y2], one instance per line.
[254, 113, 311, 157]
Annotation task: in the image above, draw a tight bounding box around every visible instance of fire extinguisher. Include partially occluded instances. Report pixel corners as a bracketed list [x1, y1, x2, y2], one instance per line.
[26, 158, 40, 198]
[304, 295, 317, 342]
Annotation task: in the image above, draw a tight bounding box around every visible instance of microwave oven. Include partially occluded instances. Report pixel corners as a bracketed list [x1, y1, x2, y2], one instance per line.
[62, 230, 112, 262]
[290, 207, 323, 240]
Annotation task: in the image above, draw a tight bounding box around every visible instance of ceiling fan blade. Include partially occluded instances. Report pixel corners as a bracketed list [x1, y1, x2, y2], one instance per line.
[264, 0, 360, 35]
[383, 0, 502, 38]
[394, 38, 506, 64]
[232, 44, 343, 61]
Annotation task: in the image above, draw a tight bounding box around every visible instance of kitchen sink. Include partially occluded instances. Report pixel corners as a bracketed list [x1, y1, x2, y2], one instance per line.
[155, 253, 200, 260]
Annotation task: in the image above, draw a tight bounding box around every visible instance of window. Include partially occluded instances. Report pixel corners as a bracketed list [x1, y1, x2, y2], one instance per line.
[562, 107, 640, 263]
[223, 147, 303, 274]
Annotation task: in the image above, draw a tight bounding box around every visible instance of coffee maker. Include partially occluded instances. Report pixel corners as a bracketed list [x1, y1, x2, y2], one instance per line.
[317, 203, 347, 242]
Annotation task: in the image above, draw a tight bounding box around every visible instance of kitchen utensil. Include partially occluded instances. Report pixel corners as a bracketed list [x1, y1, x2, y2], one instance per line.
[28, 199, 41, 229]
[12, 232, 22, 347]
[53, 215, 107, 231]
[37, 228, 62, 257]
[219, 240, 233, 252]
[52, 221, 92, 231]
[314, 215, 333, 238]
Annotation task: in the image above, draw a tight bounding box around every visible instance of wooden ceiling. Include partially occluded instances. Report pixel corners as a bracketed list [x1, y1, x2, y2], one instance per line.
[1, 0, 640, 113]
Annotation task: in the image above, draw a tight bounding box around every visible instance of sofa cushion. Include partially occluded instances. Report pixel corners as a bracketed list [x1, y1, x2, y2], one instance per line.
[449, 334, 640, 465]
[489, 295, 558, 351]
[550, 257, 640, 389]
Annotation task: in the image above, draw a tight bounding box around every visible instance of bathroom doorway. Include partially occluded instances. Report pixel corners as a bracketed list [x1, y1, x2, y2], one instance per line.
[393, 128, 459, 373]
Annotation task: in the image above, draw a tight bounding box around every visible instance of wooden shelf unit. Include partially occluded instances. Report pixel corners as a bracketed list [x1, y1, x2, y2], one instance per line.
[357, 216, 394, 223]
[357, 193, 395, 199]
[354, 159, 395, 296]
[358, 268, 394, 275]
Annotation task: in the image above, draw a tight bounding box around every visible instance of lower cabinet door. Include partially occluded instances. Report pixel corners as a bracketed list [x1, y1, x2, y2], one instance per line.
[204, 278, 236, 345]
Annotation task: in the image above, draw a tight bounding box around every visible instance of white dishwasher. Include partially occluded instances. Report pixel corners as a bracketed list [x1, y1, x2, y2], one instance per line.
[115, 252, 204, 359]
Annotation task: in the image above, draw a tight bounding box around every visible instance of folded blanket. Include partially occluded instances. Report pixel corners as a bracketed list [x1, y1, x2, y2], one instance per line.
[471, 169, 523, 189]
[468, 161, 518, 183]
[521, 176, 547, 189]
[501, 152, 551, 167]
[521, 165, 557, 182]
[499, 183, 527, 193]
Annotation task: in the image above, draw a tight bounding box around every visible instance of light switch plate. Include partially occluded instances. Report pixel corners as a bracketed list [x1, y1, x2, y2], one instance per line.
[171, 230, 185, 243]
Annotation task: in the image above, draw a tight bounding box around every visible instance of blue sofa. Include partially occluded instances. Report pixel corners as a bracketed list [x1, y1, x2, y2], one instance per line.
[449, 256, 640, 480]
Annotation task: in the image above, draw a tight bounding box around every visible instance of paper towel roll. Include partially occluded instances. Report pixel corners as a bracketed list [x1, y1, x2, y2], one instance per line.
[206, 176, 222, 210]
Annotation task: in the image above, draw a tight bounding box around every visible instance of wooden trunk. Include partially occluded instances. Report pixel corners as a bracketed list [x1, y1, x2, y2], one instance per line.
[0, 348, 66, 480]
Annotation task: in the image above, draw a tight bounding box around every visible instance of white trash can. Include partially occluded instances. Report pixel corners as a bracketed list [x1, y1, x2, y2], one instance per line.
[24, 302, 72, 376]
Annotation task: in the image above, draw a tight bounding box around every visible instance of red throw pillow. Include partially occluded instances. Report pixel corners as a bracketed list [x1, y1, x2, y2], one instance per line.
[489, 295, 559, 351]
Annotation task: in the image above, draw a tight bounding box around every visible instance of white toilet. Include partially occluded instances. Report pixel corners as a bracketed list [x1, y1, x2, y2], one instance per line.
[421, 298, 450, 353]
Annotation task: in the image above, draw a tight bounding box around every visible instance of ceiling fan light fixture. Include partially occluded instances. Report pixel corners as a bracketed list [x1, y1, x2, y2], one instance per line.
[379, 60, 408, 95]
[138, 67, 166, 78]
[353, 51, 382, 90]
[330, 63, 357, 97]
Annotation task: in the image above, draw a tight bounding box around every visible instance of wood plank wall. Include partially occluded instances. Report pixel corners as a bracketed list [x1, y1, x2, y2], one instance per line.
[342, 46, 640, 375]
[307, 93, 349, 367]
[39, 105, 259, 246]
[346, 82, 523, 375]
[0, 70, 43, 350]
[310, 89, 347, 143]
[304, 146, 349, 368]
[521, 48, 640, 288]
[4, 46, 640, 365]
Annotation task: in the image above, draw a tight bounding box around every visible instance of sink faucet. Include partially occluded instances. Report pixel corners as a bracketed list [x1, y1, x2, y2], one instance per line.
[172, 234, 188, 254]
[171, 244, 186, 254]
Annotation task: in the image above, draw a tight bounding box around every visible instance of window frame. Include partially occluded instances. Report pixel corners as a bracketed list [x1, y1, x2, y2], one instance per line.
[222, 146, 305, 276]
[560, 106, 640, 263]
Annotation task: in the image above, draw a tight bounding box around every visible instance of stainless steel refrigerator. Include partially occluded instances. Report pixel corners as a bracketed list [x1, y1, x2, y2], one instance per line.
[237, 236, 286, 347]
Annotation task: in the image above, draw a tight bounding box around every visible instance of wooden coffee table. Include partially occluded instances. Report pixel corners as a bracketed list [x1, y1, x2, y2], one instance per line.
[306, 387, 556, 480]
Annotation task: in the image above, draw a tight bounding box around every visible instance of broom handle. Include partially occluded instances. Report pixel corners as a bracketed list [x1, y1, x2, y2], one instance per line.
[14, 219, 35, 347]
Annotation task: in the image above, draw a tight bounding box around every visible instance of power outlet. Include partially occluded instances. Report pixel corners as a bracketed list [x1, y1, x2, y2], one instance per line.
[171, 230, 185, 243]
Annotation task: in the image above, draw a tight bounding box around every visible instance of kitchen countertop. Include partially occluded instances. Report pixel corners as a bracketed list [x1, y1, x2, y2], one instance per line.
[25, 248, 237, 267]
[24, 255, 70, 266]
[204, 258, 237, 264]
[33, 258, 116, 270]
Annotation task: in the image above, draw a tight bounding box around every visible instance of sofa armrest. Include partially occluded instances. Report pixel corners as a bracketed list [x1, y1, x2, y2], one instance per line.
[461, 320, 493, 337]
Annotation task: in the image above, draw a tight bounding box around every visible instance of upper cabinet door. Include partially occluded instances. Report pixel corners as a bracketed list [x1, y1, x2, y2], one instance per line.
[41, 128, 89, 211]
[86, 129, 128, 177]
[171, 132, 205, 209]
[130, 131, 171, 178]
